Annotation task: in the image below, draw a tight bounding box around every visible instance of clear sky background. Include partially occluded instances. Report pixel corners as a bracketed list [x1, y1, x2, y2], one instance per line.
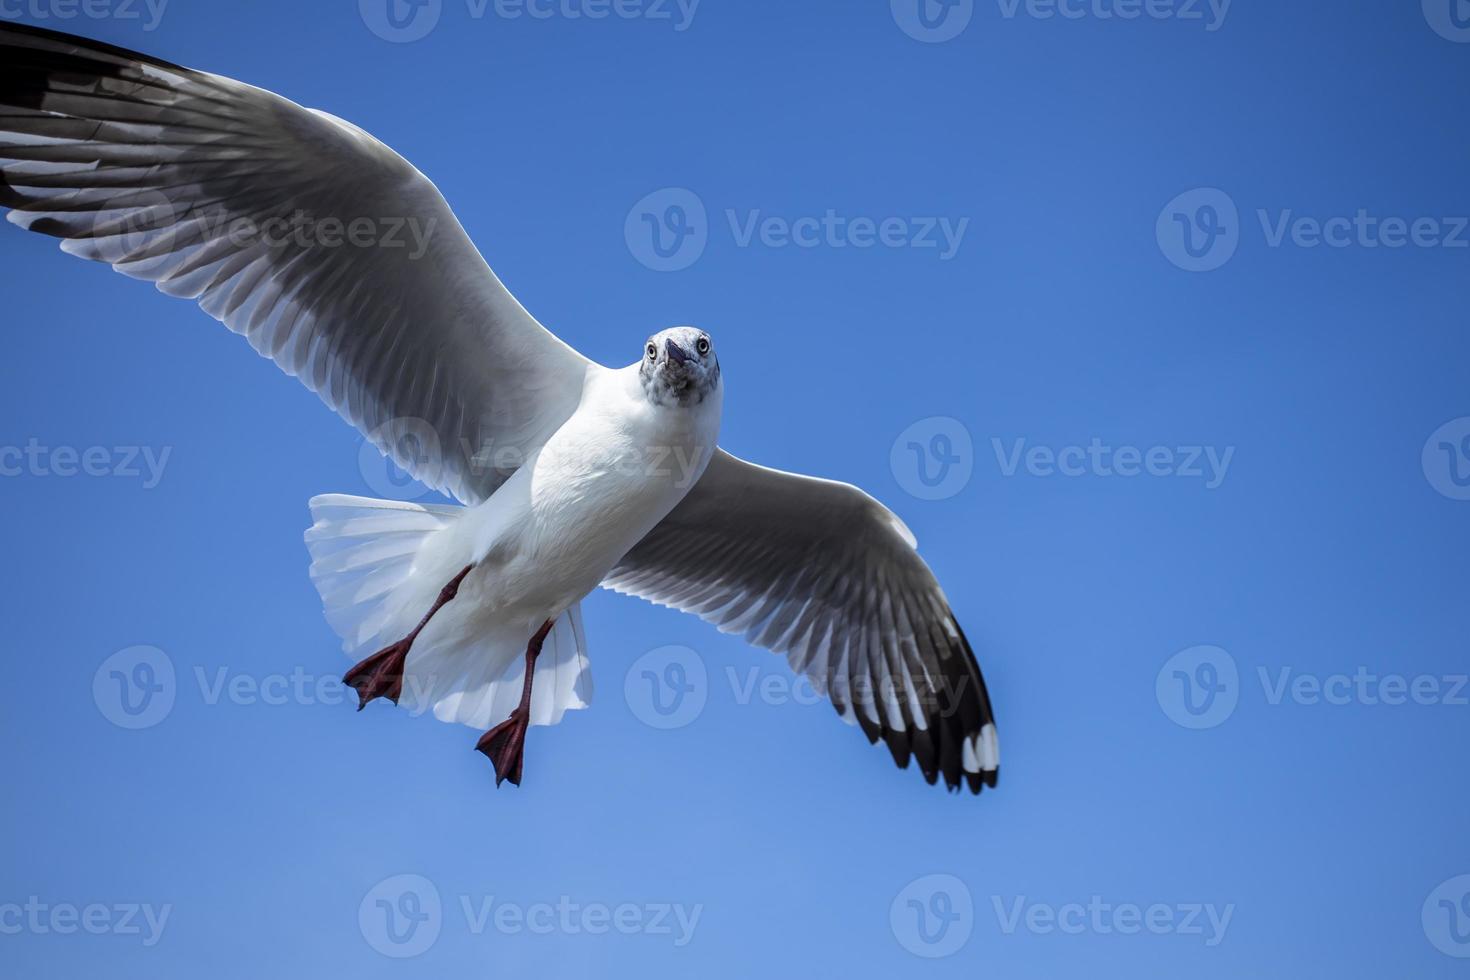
[2, 0, 1468, 976]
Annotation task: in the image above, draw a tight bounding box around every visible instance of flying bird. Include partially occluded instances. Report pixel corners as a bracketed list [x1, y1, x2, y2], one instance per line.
[0, 22, 999, 793]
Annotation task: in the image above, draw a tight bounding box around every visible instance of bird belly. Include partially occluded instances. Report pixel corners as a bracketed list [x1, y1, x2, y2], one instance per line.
[452, 403, 717, 627]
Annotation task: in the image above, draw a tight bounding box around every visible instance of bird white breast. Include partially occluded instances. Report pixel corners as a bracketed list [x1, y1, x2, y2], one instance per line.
[459, 366, 723, 620]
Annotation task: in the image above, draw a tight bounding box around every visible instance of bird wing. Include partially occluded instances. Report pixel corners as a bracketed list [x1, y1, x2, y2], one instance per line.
[603, 449, 999, 794]
[0, 23, 593, 505]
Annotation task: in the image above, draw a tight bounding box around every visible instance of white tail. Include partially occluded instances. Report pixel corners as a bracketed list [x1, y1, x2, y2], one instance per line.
[304, 494, 592, 730]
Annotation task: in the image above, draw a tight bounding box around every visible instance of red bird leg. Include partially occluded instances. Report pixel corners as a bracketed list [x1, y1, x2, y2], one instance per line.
[342, 564, 474, 710]
[476, 618, 556, 787]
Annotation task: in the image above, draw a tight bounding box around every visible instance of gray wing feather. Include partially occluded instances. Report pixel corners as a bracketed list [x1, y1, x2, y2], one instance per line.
[604, 449, 1000, 794]
[0, 23, 591, 504]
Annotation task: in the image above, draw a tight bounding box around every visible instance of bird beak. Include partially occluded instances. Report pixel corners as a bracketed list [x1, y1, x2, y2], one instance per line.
[665, 339, 690, 366]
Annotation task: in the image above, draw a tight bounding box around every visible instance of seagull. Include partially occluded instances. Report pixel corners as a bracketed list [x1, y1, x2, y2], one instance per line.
[0, 22, 1000, 793]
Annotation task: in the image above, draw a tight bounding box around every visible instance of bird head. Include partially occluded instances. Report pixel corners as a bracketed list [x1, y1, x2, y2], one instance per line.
[639, 326, 720, 407]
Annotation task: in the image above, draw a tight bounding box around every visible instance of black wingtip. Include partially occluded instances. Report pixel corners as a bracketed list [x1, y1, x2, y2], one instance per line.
[0, 18, 193, 76]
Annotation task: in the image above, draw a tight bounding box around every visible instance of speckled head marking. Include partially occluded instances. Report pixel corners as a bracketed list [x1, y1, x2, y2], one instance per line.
[639, 326, 720, 408]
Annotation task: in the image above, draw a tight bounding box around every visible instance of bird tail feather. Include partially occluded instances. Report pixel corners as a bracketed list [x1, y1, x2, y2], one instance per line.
[304, 493, 592, 730]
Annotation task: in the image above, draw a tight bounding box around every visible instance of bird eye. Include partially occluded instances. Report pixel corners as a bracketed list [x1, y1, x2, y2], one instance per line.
[647, 343, 658, 360]
[696, 337, 710, 356]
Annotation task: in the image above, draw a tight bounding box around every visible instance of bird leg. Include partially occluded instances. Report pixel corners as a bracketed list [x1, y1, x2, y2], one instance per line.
[476, 618, 556, 787]
[343, 564, 474, 710]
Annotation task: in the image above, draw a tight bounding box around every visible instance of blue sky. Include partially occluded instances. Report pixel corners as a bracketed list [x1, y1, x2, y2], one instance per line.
[1, 0, 1468, 976]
